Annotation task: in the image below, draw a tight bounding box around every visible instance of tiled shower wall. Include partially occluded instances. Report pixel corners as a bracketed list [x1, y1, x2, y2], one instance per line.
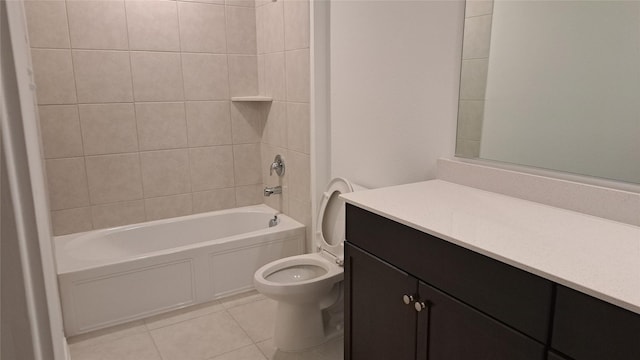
[256, 0, 312, 243]
[456, 0, 492, 158]
[25, 0, 310, 236]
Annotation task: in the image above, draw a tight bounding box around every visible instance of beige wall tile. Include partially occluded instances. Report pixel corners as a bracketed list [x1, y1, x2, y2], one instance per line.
[283, 0, 309, 50]
[264, 52, 285, 100]
[466, 0, 494, 18]
[286, 102, 309, 154]
[91, 200, 146, 229]
[460, 59, 489, 100]
[182, 0, 225, 6]
[260, 143, 287, 188]
[457, 100, 484, 140]
[462, 14, 492, 60]
[192, 188, 236, 213]
[285, 49, 309, 102]
[79, 103, 138, 155]
[226, 6, 257, 54]
[135, 102, 188, 151]
[73, 50, 133, 103]
[263, 101, 286, 148]
[31, 49, 77, 105]
[255, 5, 265, 55]
[233, 143, 262, 186]
[29, 0, 312, 236]
[256, 55, 265, 95]
[140, 149, 191, 198]
[181, 53, 229, 101]
[145, 194, 193, 221]
[125, 0, 180, 52]
[38, 105, 83, 159]
[231, 102, 264, 144]
[228, 55, 258, 96]
[226, 0, 254, 7]
[235, 184, 263, 207]
[186, 101, 232, 147]
[46, 158, 90, 210]
[51, 207, 93, 236]
[189, 146, 235, 191]
[131, 52, 184, 102]
[455, 139, 481, 158]
[178, 2, 227, 53]
[24, 1, 70, 49]
[67, 0, 128, 50]
[86, 153, 143, 204]
[262, 1, 284, 53]
[287, 150, 309, 202]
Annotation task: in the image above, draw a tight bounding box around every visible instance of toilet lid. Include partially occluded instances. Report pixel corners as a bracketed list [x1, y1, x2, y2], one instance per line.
[316, 177, 354, 259]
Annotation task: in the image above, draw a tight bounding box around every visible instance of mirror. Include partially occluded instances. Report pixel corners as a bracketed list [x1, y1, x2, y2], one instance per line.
[456, 0, 640, 184]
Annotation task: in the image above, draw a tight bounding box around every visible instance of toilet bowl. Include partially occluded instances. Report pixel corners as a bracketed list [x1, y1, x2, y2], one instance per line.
[254, 177, 363, 352]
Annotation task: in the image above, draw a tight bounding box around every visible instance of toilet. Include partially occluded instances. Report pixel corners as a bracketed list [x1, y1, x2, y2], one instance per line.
[253, 177, 363, 352]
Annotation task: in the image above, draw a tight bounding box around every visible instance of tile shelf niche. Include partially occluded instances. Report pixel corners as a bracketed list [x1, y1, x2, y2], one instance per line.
[230, 96, 273, 102]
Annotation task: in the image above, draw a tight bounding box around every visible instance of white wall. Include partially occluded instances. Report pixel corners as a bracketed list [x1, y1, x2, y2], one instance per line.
[481, 1, 640, 184]
[328, 0, 464, 189]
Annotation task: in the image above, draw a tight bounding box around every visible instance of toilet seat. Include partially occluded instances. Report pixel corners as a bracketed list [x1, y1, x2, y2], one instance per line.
[254, 253, 344, 298]
[316, 177, 355, 263]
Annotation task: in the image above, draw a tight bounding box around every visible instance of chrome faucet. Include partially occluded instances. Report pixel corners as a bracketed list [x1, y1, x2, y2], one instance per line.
[264, 186, 282, 197]
[269, 155, 285, 177]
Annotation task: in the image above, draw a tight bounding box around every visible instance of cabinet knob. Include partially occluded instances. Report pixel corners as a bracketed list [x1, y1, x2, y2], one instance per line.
[415, 301, 426, 312]
[402, 294, 415, 305]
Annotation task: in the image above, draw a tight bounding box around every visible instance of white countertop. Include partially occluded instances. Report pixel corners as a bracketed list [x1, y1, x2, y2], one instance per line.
[341, 180, 640, 314]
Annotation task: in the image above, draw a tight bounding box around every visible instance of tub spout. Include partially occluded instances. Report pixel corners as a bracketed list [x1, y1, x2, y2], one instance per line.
[264, 186, 282, 197]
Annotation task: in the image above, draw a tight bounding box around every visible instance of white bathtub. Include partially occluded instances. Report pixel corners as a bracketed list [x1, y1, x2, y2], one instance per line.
[55, 204, 304, 336]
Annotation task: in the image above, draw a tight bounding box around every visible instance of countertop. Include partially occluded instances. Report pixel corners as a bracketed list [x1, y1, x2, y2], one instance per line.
[341, 180, 640, 314]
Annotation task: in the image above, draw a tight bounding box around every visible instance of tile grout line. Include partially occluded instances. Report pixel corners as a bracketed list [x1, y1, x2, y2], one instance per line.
[223, 306, 263, 355]
[121, 0, 150, 222]
[174, 0, 197, 215]
[60, 0, 95, 232]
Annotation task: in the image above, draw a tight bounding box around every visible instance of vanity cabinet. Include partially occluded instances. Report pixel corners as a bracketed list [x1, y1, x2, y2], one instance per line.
[344, 204, 640, 360]
[346, 243, 546, 360]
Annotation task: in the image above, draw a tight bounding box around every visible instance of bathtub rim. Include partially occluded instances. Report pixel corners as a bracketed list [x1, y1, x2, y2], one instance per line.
[55, 204, 305, 275]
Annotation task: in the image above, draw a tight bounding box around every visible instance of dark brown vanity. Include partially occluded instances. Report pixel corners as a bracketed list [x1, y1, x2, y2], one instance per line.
[344, 204, 640, 360]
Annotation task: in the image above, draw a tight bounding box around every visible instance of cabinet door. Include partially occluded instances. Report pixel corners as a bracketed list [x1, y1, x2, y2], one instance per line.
[552, 285, 640, 360]
[345, 243, 417, 360]
[417, 281, 546, 360]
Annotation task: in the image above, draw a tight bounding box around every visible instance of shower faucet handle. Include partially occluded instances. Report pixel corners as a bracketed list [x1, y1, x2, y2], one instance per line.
[269, 154, 285, 177]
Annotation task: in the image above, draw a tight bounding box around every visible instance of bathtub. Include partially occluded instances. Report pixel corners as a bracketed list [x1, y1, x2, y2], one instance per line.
[55, 204, 304, 336]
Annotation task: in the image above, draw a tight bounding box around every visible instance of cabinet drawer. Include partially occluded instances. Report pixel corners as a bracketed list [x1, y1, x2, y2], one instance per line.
[346, 205, 553, 342]
[552, 286, 640, 360]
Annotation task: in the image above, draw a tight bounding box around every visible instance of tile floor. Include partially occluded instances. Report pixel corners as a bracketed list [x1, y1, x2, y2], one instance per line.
[68, 291, 344, 360]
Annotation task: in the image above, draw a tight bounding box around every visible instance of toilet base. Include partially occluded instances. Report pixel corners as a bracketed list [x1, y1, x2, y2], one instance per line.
[273, 302, 343, 352]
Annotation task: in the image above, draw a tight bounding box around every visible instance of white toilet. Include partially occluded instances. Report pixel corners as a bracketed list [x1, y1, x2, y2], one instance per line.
[254, 177, 362, 352]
